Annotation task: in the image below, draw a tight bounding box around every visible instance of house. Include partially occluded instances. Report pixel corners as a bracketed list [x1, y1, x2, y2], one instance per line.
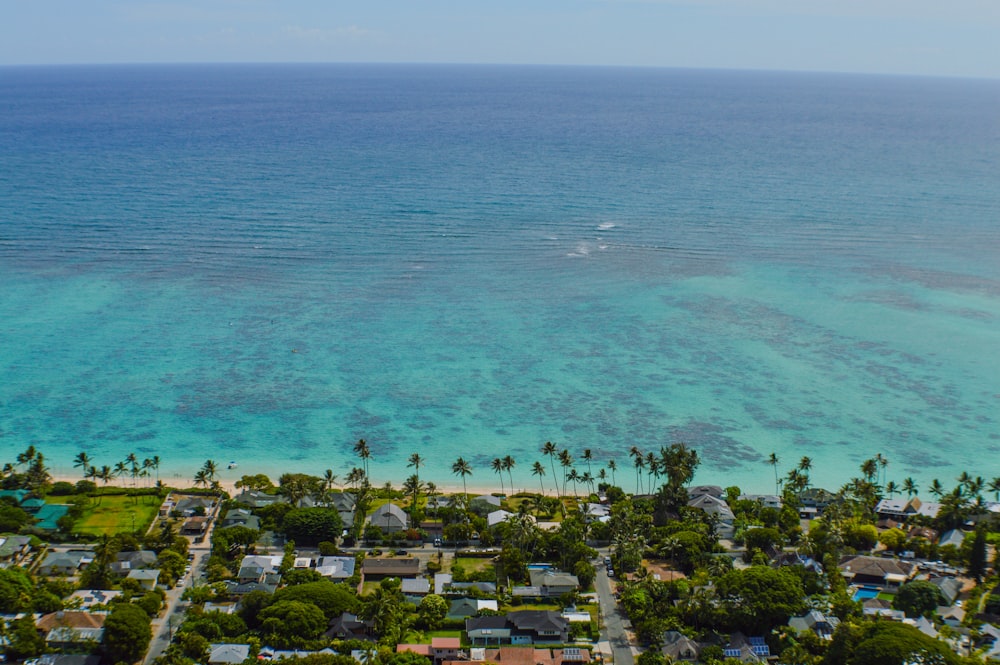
[688, 486, 726, 500]
[111, 550, 158, 575]
[875, 497, 941, 521]
[838, 555, 915, 587]
[662, 630, 701, 661]
[368, 503, 408, 533]
[0, 534, 33, 565]
[38, 550, 93, 576]
[583, 503, 611, 523]
[232, 489, 283, 509]
[722, 634, 770, 663]
[225, 578, 280, 595]
[448, 598, 500, 620]
[469, 495, 503, 516]
[739, 495, 783, 510]
[466, 611, 570, 645]
[432, 637, 462, 663]
[38, 656, 101, 665]
[221, 508, 261, 531]
[687, 494, 735, 538]
[362, 556, 420, 580]
[397, 645, 433, 658]
[456, 647, 590, 665]
[402, 577, 432, 596]
[788, 610, 840, 640]
[181, 516, 210, 535]
[174, 496, 216, 516]
[46, 626, 105, 648]
[204, 602, 237, 614]
[68, 589, 123, 609]
[797, 488, 837, 516]
[325, 612, 374, 640]
[238, 555, 283, 583]
[208, 643, 252, 664]
[326, 492, 357, 526]
[316, 556, 356, 581]
[36, 611, 106, 646]
[929, 576, 964, 606]
[939, 529, 966, 549]
[127, 569, 160, 591]
[528, 570, 579, 597]
[488, 510, 514, 527]
[32, 504, 71, 531]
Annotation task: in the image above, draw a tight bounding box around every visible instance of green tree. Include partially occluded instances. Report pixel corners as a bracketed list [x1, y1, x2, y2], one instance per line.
[0, 567, 33, 613]
[104, 601, 153, 664]
[828, 620, 959, 665]
[452, 457, 472, 503]
[272, 581, 360, 620]
[892, 580, 945, 618]
[968, 523, 988, 581]
[259, 600, 327, 642]
[6, 615, 46, 661]
[715, 566, 806, 633]
[417, 594, 449, 630]
[282, 507, 343, 547]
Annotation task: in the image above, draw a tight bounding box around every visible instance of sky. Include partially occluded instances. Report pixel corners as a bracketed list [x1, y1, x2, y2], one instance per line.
[1, 0, 998, 78]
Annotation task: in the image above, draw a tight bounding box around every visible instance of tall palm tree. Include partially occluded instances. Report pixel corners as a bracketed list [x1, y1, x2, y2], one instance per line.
[73, 452, 92, 479]
[353, 439, 371, 479]
[151, 455, 161, 485]
[875, 453, 888, 487]
[323, 469, 338, 492]
[567, 468, 580, 498]
[407, 453, 424, 485]
[884, 480, 899, 499]
[113, 461, 128, 486]
[532, 461, 546, 495]
[126, 453, 139, 487]
[452, 457, 472, 503]
[580, 471, 595, 497]
[142, 458, 154, 488]
[767, 453, 780, 494]
[542, 442, 559, 497]
[798, 456, 812, 474]
[860, 458, 878, 484]
[633, 455, 646, 494]
[607, 459, 617, 487]
[502, 455, 516, 494]
[491, 458, 506, 496]
[903, 477, 918, 498]
[558, 449, 574, 497]
[929, 478, 944, 498]
[582, 449, 593, 477]
[645, 452, 659, 491]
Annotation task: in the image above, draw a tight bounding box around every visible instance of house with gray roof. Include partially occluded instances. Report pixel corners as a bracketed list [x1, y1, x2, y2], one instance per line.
[401, 577, 431, 596]
[127, 569, 160, 591]
[368, 503, 408, 533]
[316, 556, 356, 580]
[661, 630, 701, 662]
[929, 576, 964, 606]
[111, 550, 158, 575]
[232, 489, 282, 509]
[469, 495, 503, 516]
[0, 534, 33, 565]
[38, 550, 93, 576]
[788, 610, 840, 640]
[838, 555, 915, 587]
[221, 508, 261, 530]
[528, 570, 579, 597]
[208, 643, 251, 664]
[939, 529, 966, 548]
[467, 610, 570, 645]
[687, 494, 735, 538]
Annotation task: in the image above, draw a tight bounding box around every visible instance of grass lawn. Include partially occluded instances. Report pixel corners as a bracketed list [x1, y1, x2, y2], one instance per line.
[71, 495, 161, 536]
[877, 592, 895, 602]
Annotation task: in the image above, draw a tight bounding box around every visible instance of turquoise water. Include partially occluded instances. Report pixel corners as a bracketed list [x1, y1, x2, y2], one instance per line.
[1, 64, 999, 493]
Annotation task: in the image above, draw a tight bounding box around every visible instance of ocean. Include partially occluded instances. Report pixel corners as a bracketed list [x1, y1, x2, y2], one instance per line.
[1, 63, 999, 495]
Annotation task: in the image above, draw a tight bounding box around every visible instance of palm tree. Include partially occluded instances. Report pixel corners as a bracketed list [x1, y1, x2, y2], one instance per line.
[860, 458, 878, 484]
[884, 480, 899, 499]
[558, 450, 573, 497]
[903, 477, 918, 497]
[492, 458, 506, 496]
[407, 453, 424, 485]
[633, 455, 646, 494]
[126, 453, 139, 487]
[567, 468, 580, 498]
[402, 474, 424, 516]
[73, 452, 92, 479]
[532, 461, 546, 494]
[929, 478, 944, 498]
[193, 469, 208, 488]
[452, 457, 472, 502]
[580, 471, 595, 497]
[645, 452, 659, 491]
[113, 461, 128, 486]
[502, 455, 516, 494]
[607, 459, 617, 487]
[142, 458, 154, 488]
[353, 439, 371, 479]
[582, 449, 593, 477]
[767, 453, 780, 494]
[151, 455, 161, 485]
[346, 467, 366, 489]
[201, 460, 218, 486]
[798, 456, 812, 474]
[542, 442, 559, 497]
[323, 469, 338, 492]
[875, 453, 888, 487]
[988, 477, 1000, 502]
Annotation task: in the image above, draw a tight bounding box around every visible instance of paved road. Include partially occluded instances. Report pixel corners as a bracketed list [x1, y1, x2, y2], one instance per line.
[594, 555, 635, 665]
[144, 546, 210, 665]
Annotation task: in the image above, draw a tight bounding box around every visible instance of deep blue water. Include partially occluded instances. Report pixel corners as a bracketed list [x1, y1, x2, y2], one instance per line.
[1, 63, 999, 493]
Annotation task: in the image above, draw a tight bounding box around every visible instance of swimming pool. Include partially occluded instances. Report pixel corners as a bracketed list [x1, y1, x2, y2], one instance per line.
[853, 587, 880, 601]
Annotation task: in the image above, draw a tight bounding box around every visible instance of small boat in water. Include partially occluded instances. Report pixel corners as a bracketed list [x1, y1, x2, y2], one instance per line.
[227, 461, 238, 470]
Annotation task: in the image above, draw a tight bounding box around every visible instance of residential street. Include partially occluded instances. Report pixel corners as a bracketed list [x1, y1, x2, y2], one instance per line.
[144, 546, 210, 664]
[594, 554, 636, 665]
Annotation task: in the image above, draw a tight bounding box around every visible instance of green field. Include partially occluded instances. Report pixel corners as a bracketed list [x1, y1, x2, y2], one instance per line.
[69, 495, 161, 536]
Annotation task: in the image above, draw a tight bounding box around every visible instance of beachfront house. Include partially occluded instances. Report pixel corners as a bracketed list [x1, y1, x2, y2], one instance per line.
[368, 503, 408, 533]
[876, 497, 942, 522]
[687, 494, 736, 538]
